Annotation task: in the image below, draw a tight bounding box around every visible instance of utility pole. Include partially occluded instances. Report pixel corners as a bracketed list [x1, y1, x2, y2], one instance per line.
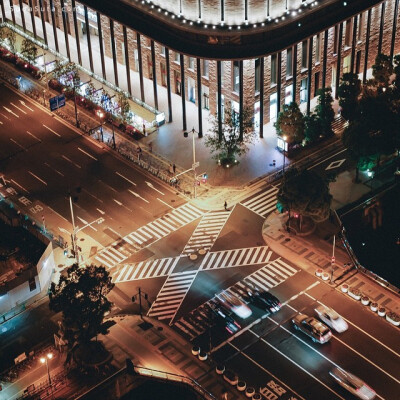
[132, 288, 150, 319]
[330, 235, 336, 284]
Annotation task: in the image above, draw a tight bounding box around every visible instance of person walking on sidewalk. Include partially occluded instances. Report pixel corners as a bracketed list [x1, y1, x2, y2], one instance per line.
[224, 201, 228, 211]
[173, 163, 176, 174]
[137, 146, 142, 161]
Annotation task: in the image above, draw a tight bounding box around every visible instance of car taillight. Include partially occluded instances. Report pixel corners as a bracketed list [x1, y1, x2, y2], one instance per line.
[234, 321, 241, 328]
[226, 326, 233, 334]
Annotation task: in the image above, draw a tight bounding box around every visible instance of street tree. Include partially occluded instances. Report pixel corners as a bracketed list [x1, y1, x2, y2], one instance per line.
[49, 263, 114, 350]
[274, 102, 305, 144]
[117, 91, 131, 122]
[314, 87, 335, 136]
[277, 168, 332, 226]
[205, 101, 255, 165]
[20, 38, 38, 65]
[337, 72, 361, 121]
[304, 114, 321, 144]
[372, 53, 393, 90]
[5, 29, 17, 56]
[52, 60, 80, 83]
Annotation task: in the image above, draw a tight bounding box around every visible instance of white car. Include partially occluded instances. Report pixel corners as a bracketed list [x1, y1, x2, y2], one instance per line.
[315, 305, 348, 333]
[330, 367, 376, 399]
[215, 292, 252, 319]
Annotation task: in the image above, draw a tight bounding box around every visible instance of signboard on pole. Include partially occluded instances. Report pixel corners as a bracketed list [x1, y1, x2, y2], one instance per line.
[49, 94, 66, 111]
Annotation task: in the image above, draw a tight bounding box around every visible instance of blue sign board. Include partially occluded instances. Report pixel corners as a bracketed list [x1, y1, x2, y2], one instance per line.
[49, 94, 66, 111]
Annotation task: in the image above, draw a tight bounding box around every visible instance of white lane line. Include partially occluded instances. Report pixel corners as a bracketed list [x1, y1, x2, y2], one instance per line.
[61, 155, 81, 169]
[10, 102, 27, 114]
[44, 162, 64, 177]
[245, 334, 346, 400]
[26, 130, 41, 142]
[43, 124, 61, 137]
[77, 216, 97, 231]
[10, 138, 25, 150]
[332, 335, 400, 385]
[82, 188, 103, 203]
[78, 147, 98, 161]
[304, 293, 400, 359]
[145, 181, 164, 195]
[96, 208, 105, 215]
[47, 206, 69, 223]
[157, 197, 174, 209]
[0, 112, 10, 120]
[11, 179, 29, 193]
[113, 199, 123, 206]
[128, 189, 149, 203]
[115, 171, 136, 186]
[0, 120, 3, 124]
[308, 148, 347, 170]
[228, 342, 307, 400]
[28, 171, 47, 185]
[19, 100, 34, 111]
[3, 106, 19, 118]
[83, 135, 103, 148]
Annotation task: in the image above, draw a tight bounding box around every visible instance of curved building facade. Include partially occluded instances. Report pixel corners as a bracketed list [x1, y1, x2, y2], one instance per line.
[1, 0, 399, 139]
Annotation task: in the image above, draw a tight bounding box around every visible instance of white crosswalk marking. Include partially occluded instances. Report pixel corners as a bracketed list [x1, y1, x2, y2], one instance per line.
[199, 246, 273, 270]
[173, 257, 299, 340]
[95, 203, 203, 269]
[147, 270, 198, 322]
[182, 210, 230, 255]
[113, 257, 180, 282]
[241, 186, 279, 217]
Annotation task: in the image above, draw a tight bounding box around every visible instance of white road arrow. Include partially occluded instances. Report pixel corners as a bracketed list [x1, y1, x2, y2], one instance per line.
[19, 100, 34, 111]
[3, 106, 19, 118]
[145, 181, 164, 195]
[128, 189, 149, 203]
[10, 102, 27, 114]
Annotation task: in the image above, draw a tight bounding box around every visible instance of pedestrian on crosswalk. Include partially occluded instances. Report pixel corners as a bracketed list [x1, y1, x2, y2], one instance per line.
[224, 201, 228, 211]
[173, 163, 176, 174]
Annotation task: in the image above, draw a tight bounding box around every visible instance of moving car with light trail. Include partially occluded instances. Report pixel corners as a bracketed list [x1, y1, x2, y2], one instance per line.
[315, 305, 348, 333]
[292, 313, 332, 343]
[215, 291, 252, 319]
[246, 290, 281, 313]
[330, 367, 376, 399]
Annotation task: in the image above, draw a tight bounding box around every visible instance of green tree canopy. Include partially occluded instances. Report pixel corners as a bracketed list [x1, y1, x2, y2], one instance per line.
[20, 38, 38, 65]
[304, 114, 321, 144]
[49, 264, 114, 347]
[274, 102, 305, 144]
[314, 87, 335, 136]
[205, 101, 255, 164]
[372, 53, 393, 90]
[277, 168, 332, 223]
[338, 72, 361, 121]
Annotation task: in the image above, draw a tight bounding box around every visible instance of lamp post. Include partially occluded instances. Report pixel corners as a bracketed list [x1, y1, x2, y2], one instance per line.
[282, 135, 287, 174]
[183, 128, 199, 199]
[40, 353, 53, 396]
[97, 110, 105, 142]
[69, 194, 78, 263]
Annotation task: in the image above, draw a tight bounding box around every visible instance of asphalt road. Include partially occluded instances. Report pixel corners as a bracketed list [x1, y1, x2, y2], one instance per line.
[0, 83, 184, 249]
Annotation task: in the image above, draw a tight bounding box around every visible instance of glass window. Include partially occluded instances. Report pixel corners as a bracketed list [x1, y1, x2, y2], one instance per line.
[255, 58, 260, 93]
[333, 25, 339, 54]
[271, 54, 277, 85]
[175, 52, 180, 64]
[286, 48, 293, 78]
[233, 61, 239, 93]
[300, 78, 308, 104]
[314, 72, 320, 97]
[160, 46, 166, 56]
[203, 59, 209, 78]
[315, 34, 321, 63]
[345, 19, 352, 47]
[189, 57, 195, 70]
[358, 13, 363, 42]
[301, 40, 308, 69]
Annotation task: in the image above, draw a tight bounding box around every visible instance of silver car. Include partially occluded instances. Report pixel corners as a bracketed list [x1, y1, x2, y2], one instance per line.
[330, 367, 376, 399]
[315, 305, 348, 333]
[292, 313, 332, 343]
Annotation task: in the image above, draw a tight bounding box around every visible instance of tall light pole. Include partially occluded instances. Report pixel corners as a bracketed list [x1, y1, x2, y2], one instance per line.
[183, 128, 199, 199]
[97, 110, 105, 142]
[40, 353, 53, 397]
[282, 135, 287, 174]
[69, 195, 78, 263]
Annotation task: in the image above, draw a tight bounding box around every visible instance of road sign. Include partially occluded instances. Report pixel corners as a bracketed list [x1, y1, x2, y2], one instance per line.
[49, 94, 66, 111]
[192, 161, 200, 169]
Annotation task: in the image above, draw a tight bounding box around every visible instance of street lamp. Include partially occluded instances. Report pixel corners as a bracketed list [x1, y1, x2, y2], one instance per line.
[282, 135, 287, 174]
[97, 110, 105, 142]
[40, 353, 53, 396]
[183, 128, 199, 199]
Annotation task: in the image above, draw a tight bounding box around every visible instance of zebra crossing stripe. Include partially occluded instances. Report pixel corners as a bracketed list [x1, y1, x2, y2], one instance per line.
[241, 186, 279, 217]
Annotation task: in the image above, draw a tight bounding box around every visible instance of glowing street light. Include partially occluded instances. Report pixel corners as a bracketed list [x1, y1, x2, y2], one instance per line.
[40, 353, 53, 396]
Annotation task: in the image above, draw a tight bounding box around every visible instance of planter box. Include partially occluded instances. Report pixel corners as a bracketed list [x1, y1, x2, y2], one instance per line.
[198, 351, 207, 361]
[378, 307, 386, 317]
[191, 346, 200, 356]
[223, 370, 238, 386]
[370, 302, 378, 312]
[216, 365, 225, 375]
[245, 387, 255, 398]
[348, 287, 362, 301]
[386, 312, 400, 326]
[237, 381, 246, 392]
[321, 272, 330, 281]
[361, 296, 370, 306]
[315, 268, 323, 277]
[341, 284, 349, 293]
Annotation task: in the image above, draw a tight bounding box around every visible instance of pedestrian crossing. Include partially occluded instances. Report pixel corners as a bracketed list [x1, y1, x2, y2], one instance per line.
[147, 270, 198, 322]
[112, 257, 180, 283]
[240, 186, 279, 218]
[173, 257, 299, 341]
[95, 203, 203, 268]
[182, 210, 231, 255]
[199, 246, 273, 271]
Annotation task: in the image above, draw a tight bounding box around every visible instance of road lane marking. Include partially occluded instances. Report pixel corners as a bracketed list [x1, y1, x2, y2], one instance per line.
[28, 171, 47, 185]
[47, 206, 68, 223]
[332, 335, 400, 384]
[19, 100, 34, 111]
[0, 120, 3, 124]
[115, 171, 136, 186]
[44, 162, 64, 177]
[11, 179, 29, 193]
[244, 335, 346, 400]
[82, 188, 103, 203]
[77, 216, 97, 231]
[83, 135, 103, 148]
[10, 102, 27, 114]
[78, 147, 98, 161]
[1, 112, 10, 120]
[10, 138, 25, 150]
[157, 198, 174, 209]
[3, 106, 19, 118]
[61, 155, 81, 169]
[145, 181, 164, 195]
[307, 148, 347, 170]
[128, 189, 149, 203]
[228, 342, 306, 400]
[113, 199, 122, 206]
[304, 293, 400, 359]
[26, 131, 41, 142]
[43, 124, 61, 137]
[96, 208, 105, 215]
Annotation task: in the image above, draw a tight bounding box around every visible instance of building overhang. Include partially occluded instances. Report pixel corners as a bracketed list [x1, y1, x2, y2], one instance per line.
[81, 0, 382, 59]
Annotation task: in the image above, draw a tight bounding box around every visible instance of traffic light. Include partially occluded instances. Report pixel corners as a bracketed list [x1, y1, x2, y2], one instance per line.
[201, 173, 208, 184]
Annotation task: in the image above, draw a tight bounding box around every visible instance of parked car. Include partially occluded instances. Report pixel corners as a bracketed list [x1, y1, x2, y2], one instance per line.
[246, 290, 281, 313]
[330, 367, 376, 399]
[209, 303, 241, 335]
[215, 291, 252, 319]
[292, 313, 332, 343]
[315, 305, 348, 333]
[125, 124, 142, 139]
